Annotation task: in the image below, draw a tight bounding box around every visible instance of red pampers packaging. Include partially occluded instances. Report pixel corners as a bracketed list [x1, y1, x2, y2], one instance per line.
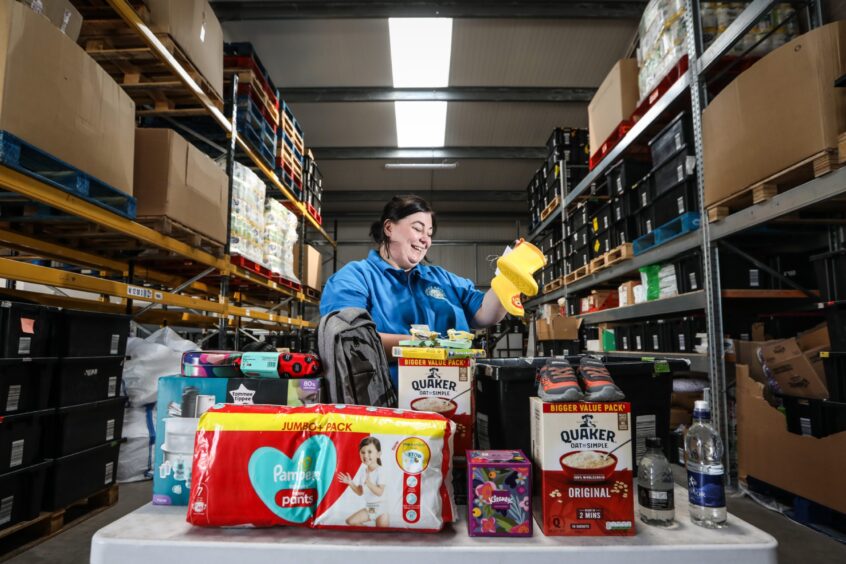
[187, 403, 456, 532]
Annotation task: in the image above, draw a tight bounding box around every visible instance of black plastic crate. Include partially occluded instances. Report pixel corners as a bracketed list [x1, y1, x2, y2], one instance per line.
[675, 251, 703, 293]
[475, 356, 684, 466]
[612, 218, 637, 247]
[811, 249, 846, 301]
[781, 395, 846, 438]
[770, 253, 816, 291]
[720, 252, 769, 289]
[606, 160, 651, 197]
[590, 230, 613, 259]
[611, 196, 631, 225]
[0, 301, 54, 358]
[671, 316, 704, 353]
[652, 149, 696, 199]
[821, 351, 846, 402]
[630, 323, 646, 351]
[52, 310, 130, 358]
[564, 295, 580, 317]
[53, 356, 124, 408]
[43, 440, 120, 510]
[644, 320, 673, 352]
[50, 397, 127, 457]
[653, 178, 698, 227]
[0, 359, 56, 415]
[571, 224, 589, 249]
[632, 174, 653, 211]
[573, 201, 600, 231]
[615, 325, 632, 351]
[649, 111, 694, 169]
[0, 460, 50, 530]
[0, 408, 52, 473]
[636, 205, 656, 237]
[590, 203, 613, 234]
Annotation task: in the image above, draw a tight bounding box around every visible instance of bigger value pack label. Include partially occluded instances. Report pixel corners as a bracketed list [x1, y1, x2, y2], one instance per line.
[187, 403, 456, 532]
[530, 397, 635, 536]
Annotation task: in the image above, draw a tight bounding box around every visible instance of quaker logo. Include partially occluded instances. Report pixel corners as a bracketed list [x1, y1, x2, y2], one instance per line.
[229, 383, 257, 404]
[83, 368, 99, 377]
[300, 379, 319, 392]
[490, 490, 512, 511]
[276, 488, 317, 508]
[560, 414, 616, 444]
[411, 367, 457, 392]
[424, 285, 447, 301]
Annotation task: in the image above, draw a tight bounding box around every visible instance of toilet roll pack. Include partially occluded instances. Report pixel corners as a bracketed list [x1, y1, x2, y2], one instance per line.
[153, 376, 324, 506]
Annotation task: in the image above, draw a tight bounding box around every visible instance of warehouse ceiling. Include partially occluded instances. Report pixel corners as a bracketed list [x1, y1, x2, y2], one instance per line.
[212, 1, 643, 218]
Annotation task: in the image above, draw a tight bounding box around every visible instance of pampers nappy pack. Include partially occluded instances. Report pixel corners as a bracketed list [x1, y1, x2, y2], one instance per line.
[187, 403, 457, 532]
[153, 376, 324, 506]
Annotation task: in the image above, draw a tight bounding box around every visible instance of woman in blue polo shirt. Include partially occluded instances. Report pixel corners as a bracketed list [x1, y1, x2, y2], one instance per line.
[319, 195, 507, 386]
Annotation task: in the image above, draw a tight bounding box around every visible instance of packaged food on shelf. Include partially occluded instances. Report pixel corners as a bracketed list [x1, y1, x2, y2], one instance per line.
[263, 198, 300, 281]
[230, 161, 268, 267]
[618, 281, 641, 307]
[186, 403, 456, 531]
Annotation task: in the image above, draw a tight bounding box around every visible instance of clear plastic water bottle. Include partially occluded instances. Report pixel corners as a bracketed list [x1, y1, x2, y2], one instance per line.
[685, 399, 727, 528]
[637, 437, 675, 526]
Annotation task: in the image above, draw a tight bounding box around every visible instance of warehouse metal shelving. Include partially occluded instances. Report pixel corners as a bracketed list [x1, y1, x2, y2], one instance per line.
[0, 0, 329, 340]
[598, 350, 709, 373]
[526, 0, 833, 483]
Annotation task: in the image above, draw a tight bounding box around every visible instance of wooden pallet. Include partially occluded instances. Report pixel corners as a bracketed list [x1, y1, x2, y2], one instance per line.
[563, 264, 590, 285]
[225, 69, 280, 126]
[0, 485, 118, 559]
[540, 196, 561, 222]
[135, 216, 225, 258]
[604, 242, 633, 267]
[81, 20, 223, 114]
[542, 276, 564, 294]
[707, 147, 842, 223]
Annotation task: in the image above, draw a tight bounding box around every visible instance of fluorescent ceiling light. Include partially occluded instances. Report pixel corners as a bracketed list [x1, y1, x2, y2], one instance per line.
[388, 18, 453, 87]
[395, 101, 448, 147]
[384, 162, 458, 170]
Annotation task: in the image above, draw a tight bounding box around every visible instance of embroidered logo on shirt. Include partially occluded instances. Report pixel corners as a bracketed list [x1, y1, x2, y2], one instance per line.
[425, 285, 447, 300]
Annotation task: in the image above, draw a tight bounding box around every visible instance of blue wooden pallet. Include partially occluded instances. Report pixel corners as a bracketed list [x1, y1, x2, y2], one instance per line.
[633, 211, 700, 255]
[239, 123, 276, 170]
[280, 101, 304, 138]
[0, 131, 136, 219]
[280, 132, 304, 165]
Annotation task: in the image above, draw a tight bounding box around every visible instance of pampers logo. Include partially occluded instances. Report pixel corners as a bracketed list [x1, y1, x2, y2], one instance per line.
[425, 285, 447, 300]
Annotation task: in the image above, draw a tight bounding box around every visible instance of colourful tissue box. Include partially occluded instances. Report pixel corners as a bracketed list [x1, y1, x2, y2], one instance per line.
[467, 449, 532, 537]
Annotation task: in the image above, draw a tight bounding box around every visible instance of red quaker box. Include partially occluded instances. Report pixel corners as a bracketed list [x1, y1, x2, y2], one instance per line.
[398, 358, 474, 456]
[530, 397, 634, 536]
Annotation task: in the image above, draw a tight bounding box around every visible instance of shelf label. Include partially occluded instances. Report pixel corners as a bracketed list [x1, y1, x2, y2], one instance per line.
[127, 286, 153, 299]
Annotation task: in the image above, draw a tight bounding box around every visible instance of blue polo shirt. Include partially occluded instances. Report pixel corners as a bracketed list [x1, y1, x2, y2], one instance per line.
[320, 249, 486, 386]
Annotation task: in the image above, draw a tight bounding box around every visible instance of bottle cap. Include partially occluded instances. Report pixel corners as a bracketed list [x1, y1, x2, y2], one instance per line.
[694, 400, 709, 411]
[646, 437, 662, 449]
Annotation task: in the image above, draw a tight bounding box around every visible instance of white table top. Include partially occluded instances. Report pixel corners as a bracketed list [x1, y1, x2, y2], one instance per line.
[91, 486, 777, 564]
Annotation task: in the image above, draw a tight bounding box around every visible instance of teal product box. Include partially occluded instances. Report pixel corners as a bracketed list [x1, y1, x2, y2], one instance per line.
[239, 351, 281, 378]
[152, 376, 324, 506]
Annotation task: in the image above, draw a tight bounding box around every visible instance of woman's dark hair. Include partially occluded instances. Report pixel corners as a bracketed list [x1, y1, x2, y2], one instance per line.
[369, 195, 436, 251]
[360, 436, 382, 466]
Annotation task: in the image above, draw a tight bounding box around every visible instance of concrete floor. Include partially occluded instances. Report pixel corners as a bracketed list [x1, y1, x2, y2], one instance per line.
[4, 479, 846, 563]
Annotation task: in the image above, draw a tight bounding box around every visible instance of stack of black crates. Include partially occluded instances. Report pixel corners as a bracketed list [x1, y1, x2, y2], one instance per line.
[527, 128, 588, 232]
[0, 302, 129, 531]
[303, 149, 323, 218]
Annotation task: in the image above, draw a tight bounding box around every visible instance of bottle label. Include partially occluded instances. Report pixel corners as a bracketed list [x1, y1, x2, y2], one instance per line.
[638, 486, 674, 510]
[687, 466, 725, 508]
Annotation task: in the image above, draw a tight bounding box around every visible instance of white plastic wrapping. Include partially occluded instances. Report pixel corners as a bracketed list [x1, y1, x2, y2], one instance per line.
[118, 403, 157, 483]
[122, 328, 199, 407]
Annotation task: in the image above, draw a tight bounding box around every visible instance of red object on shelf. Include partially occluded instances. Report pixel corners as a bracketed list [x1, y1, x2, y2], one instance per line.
[225, 55, 278, 109]
[588, 120, 633, 170]
[230, 254, 303, 291]
[306, 202, 322, 225]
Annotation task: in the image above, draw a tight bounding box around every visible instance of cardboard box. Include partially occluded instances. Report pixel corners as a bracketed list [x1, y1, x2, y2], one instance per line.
[797, 323, 830, 352]
[398, 358, 474, 456]
[134, 128, 228, 244]
[146, 0, 223, 97]
[530, 398, 635, 536]
[588, 59, 639, 153]
[293, 244, 323, 289]
[466, 450, 532, 537]
[703, 22, 846, 208]
[726, 339, 777, 385]
[18, 0, 81, 40]
[618, 281, 640, 307]
[737, 365, 846, 514]
[153, 376, 324, 506]
[535, 315, 582, 341]
[761, 338, 829, 399]
[0, 0, 135, 195]
[586, 290, 618, 312]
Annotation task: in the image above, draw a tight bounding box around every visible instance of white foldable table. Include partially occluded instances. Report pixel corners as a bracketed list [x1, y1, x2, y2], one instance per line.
[91, 485, 777, 564]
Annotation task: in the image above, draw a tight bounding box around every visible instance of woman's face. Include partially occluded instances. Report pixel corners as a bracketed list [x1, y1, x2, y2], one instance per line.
[384, 211, 433, 270]
[360, 443, 380, 467]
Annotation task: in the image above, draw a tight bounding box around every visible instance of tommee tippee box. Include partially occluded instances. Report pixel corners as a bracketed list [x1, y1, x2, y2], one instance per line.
[530, 397, 635, 536]
[398, 358, 474, 456]
[153, 376, 324, 505]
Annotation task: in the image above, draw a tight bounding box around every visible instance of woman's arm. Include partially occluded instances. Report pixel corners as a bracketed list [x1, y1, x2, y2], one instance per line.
[471, 288, 508, 329]
[379, 333, 408, 359]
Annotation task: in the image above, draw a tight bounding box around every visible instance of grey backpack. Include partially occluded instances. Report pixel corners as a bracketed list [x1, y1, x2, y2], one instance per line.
[317, 308, 397, 407]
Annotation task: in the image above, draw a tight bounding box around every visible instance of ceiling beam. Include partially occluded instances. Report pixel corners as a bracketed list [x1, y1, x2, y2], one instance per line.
[323, 190, 527, 202]
[281, 87, 596, 103]
[313, 147, 546, 159]
[211, 1, 647, 20]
